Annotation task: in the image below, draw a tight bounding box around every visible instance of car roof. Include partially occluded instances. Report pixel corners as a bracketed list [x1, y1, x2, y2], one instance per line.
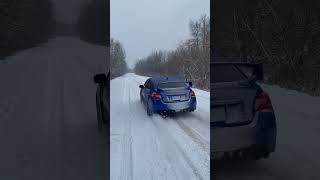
[150, 76, 183, 84]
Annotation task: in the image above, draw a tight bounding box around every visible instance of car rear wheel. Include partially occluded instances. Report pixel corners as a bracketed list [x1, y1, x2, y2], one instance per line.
[96, 90, 103, 131]
[147, 100, 153, 116]
[254, 151, 271, 160]
[147, 107, 153, 116]
[140, 92, 143, 103]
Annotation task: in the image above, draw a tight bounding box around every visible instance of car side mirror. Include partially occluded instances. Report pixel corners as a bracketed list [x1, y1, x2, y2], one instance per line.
[188, 81, 193, 87]
[139, 85, 144, 89]
[94, 73, 107, 84]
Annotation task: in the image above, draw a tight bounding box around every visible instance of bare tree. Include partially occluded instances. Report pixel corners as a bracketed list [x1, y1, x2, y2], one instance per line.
[214, 0, 320, 95]
[134, 15, 210, 90]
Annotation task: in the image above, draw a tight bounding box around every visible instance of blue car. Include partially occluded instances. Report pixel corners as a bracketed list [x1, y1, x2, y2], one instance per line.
[211, 62, 277, 160]
[139, 76, 196, 116]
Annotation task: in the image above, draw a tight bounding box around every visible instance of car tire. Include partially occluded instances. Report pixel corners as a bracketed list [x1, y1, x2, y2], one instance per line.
[253, 150, 271, 160]
[140, 92, 143, 103]
[260, 152, 271, 159]
[147, 100, 153, 116]
[96, 89, 103, 132]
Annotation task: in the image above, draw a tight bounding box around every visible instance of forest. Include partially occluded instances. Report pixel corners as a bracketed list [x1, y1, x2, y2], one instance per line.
[110, 38, 128, 79]
[1, 0, 108, 59]
[213, 0, 320, 95]
[77, 0, 108, 46]
[1, 0, 54, 59]
[134, 15, 210, 90]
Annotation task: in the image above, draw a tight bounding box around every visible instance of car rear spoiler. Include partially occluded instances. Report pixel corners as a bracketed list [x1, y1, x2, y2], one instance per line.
[158, 80, 187, 84]
[157, 80, 192, 89]
[211, 62, 264, 80]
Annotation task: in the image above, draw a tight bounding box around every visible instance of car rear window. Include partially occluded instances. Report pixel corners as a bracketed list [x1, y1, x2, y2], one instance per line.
[211, 65, 247, 83]
[157, 82, 187, 89]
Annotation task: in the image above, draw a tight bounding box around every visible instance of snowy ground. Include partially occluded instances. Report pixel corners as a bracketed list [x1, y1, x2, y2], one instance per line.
[110, 73, 210, 180]
[3, 37, 320, 180]
[214, 84, 320, 180]
[0, 37, 108, 179]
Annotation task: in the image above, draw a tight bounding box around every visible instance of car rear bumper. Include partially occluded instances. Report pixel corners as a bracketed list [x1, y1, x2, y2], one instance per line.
[211, 111, 276, 158]
[152, 97, 196, 112]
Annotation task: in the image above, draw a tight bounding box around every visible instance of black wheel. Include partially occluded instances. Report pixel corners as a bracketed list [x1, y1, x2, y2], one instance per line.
[147, 100, 153, 116]
[258, 152, 270, 159]
[160, 112, 169, 118]
[94, 73, 109, 133]
[96, 89, 103, 131]
[101, 102, 107, 126]
[97, 84, 108, 132]
[147, 106, 153, 116]
[140, 92, 143, 103]
[169, 112, 176, 117]
[253, 150, 271, 160]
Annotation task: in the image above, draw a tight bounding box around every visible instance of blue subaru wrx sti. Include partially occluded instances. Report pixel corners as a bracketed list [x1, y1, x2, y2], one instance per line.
[139, 76, 196, 116]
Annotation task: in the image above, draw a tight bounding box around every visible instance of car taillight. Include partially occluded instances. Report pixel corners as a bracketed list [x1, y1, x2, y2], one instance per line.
[255, 91, 273, 111]
[189, 90, 195, 97]
[151, 92, 161, 100]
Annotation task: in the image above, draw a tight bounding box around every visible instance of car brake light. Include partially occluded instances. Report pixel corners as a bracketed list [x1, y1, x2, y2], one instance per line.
[151, 92, 161, 100]
[255, 91, 273, 111]
[189, 90, 195, 97]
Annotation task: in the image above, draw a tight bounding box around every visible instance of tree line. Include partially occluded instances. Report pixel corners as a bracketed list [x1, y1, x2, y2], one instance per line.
[77, 0, 108, 46]
[134, 15, 210, 90]
[1, 0, 55, 59]
[213, 0, 320, 95]
[1, 0, 109, 60]
[110, 38, 128, 79]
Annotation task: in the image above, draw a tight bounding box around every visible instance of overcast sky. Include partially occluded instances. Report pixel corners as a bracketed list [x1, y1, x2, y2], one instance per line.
[111, 0, 210, 68]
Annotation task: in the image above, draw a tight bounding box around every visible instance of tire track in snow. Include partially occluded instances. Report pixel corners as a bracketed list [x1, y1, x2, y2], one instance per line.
[126, 75, 176, 180]
[126, 77, 134, 180]
[131, 73, 209, 179]
[150, 118, 204, 180]
[175, 119, 210, 155]
[127, 75, 193, 180]
[174, 113, 209, 139]
[112, 74, 209, 180]
[119, 77, 134, 180]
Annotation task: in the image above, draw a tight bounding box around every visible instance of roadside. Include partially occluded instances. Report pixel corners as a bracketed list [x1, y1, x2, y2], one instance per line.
[0, 37, 108, 180]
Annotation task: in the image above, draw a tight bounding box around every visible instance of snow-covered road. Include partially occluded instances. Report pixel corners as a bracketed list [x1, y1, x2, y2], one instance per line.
[110, 73, 210, 180]
[214, 84, 320, 180]
[0, 37, 108, 179]
[3, 36, 319, 180]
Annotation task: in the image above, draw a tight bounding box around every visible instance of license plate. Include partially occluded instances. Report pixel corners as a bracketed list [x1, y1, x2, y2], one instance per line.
[168, 101, 188, 111]
[226, 104, 244, 124]
[170, 95, 183, 101]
